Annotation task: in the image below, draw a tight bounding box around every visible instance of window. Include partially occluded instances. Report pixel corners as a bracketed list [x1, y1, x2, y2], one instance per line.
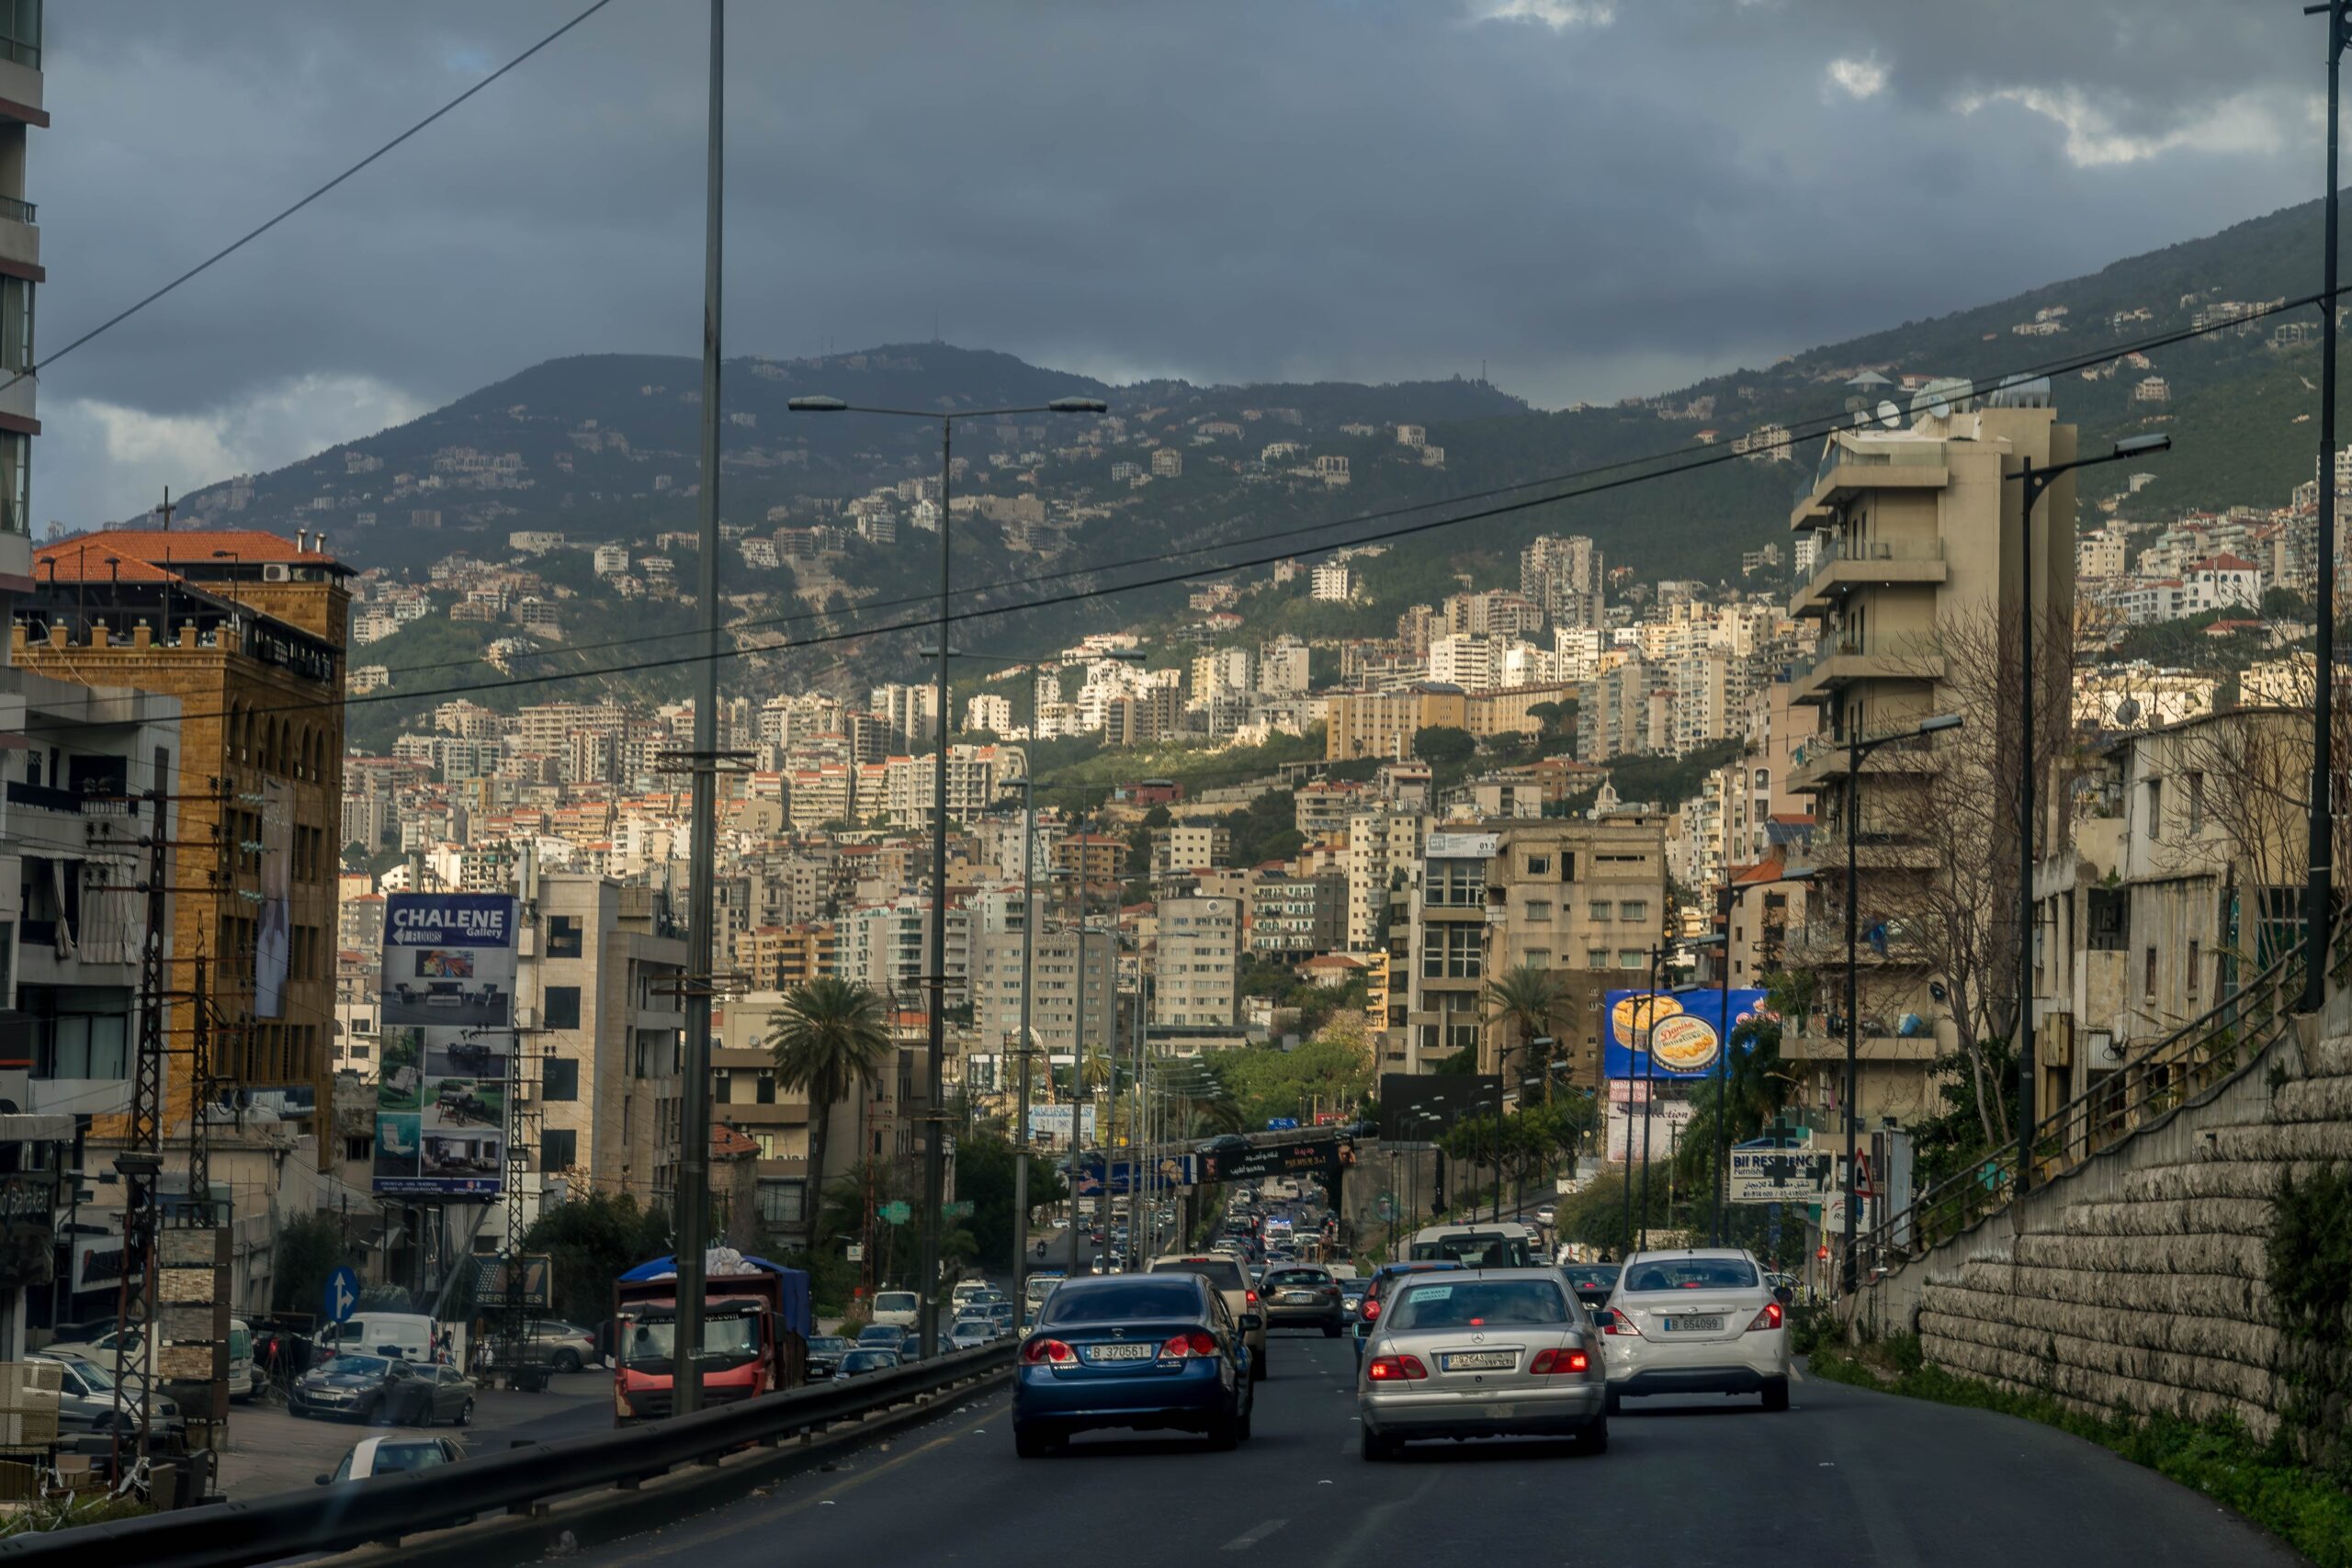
[1618, 949, 1644, 968]
[544, 986, 582, 1031]
[547, 915, 583, 959]
[1619, 900, 1649, 923]
[1419, 923, 1484, 979]
[540, 1129, 578, 1170]
[2187, 939, 2200, 1002]
[1523, 949, 1551, 968]
[542, 1058, 579, 1100]
[1524, 899, 1552, 921]
[0, 430, 27, 536]
[1588, 948, 1610, 967]
[757, 1180, 806, 1227]
[1589, 900, 1611, 922]
[756, 1069, 775, 1105]
[2144, 945, 2158, 1001]
[2187, 772, 2204, 835]
[715, 1068, 735, 1103]
[2144, 778, 2163, 840]
[1523, 854, 1551, 877]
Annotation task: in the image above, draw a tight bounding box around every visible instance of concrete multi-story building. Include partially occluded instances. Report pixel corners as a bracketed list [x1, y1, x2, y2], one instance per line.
[972, 925, 1113, 1060]
[1258, 637, 1311, 694]
[1345, 810, 1428, 949]
[1323, 682, 1572, 762]
[732, 920, 839, 991]
[1310, 562, 1356, 603]
[1149, 823, 1231, 879]
[1247, 872, 1347, 958]
[1153, 896, 1242, 1028]
[1577, 658, 1664, 763]
[1781, 386, 2075, 1130]
[522, 874, 689, 1202]
[17, 531, 352, 1156]
[1521, 535, 1604, 630]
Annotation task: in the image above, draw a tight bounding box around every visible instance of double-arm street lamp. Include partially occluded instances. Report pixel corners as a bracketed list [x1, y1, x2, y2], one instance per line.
[790, 394, 1107, 1359]
[1835, 713, 1962, 1292]
[2006, 432, 2168, 1203]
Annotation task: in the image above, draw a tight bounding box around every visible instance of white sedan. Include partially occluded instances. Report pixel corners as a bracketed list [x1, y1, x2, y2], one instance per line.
[1596, 1247, 1791, 1411]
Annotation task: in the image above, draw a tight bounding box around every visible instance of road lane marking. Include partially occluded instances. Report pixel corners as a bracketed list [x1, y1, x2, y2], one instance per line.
[1222, 1518, 1289, 1551]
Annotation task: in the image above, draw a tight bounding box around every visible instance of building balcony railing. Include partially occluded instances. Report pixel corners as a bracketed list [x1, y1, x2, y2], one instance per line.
[0, 196, 34, 225]
[1785, 728, 1949, 794]
[1792, 536, 1947, 617]
[0, 36, 35, 72]
[1790, 636, 1945, 705]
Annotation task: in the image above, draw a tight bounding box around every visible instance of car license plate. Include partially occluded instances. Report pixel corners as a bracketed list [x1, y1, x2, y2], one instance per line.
[1664, 1315, 1724, 1333]
[1280, 1292, 1315, 1304]
[1085, 1343, 1154, 1362]
[1442, 1351, 1515, 1371]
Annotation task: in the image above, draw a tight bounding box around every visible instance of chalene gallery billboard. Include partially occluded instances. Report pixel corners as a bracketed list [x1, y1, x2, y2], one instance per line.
[375, 894, 518, 1197]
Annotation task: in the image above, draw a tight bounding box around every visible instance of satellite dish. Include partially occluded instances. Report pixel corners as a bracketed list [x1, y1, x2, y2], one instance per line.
[1876, 400, 1903, 429]
[2114, 697, 2143, 728]
[1929, 398, 1952, 420]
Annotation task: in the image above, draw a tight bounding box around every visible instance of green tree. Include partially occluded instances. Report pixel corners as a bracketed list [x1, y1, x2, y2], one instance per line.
[272, 1211, 351, 1314]
[767, 977, 893, 1199]
[1412, 725, 1476, 766]
[1484, 964, 1572, 1080]
[952, 1127, 1070, 1269]
[522, 1191, 673, 1324]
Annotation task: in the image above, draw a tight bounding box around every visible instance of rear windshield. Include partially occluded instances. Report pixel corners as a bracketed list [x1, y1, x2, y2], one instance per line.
[1387, 1279, 1569, 1330]
[370, 1444, 447, 1474]
[874, 1292, 919, 1312]
[1409, 1233, 1532, 1268]
[1563, 1266, 1621, 1291]
[1042, 1280, 1204, 1325]
[1149, 1258, 1247, 1292]
[1623, 1258, 1759, 1292]
[1261, 1269, 1329, 1289]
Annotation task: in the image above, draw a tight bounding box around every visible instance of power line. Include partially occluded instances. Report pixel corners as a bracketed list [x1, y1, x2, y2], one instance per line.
[349, 285, 2330, 686]
[0, 0, 624, 400]
[19, 286, 2332, 743]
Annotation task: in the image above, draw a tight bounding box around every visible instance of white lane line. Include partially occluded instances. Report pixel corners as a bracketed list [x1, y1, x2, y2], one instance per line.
[1222, 1518, 1290, 1552]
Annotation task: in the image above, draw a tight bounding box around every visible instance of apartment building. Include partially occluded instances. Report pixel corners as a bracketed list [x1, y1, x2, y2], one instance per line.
[522, 874, 689, 1203]
[1322, 682, 1573, 761]
[1345, 809, 1428, 951]
[1153, 896, 1242, 1028]
[1521, 535, 1604, 630]
[1247, 871, 1347, 957]
[1149, 823, 1231, 878]
[732, 920, 839, 991]
[1403, 818, 1668, 1077]
[1781, 385, 2073, 1129]
[972, 925, 1114, 1059]
[17, 531, 352, 1155]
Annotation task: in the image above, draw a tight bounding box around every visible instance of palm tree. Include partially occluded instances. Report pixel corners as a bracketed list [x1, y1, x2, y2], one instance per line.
[1484, 964, 1571, 1095]
[767, 977, 893, 1203]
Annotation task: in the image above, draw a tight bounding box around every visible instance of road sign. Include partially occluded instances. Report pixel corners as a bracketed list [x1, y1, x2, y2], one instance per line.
[324, 1266, 359, 1325]
[845, 1243, 865, 1262]
[945, 1201, 975, 1219]
[1266, 1117, 1300, 1131]
[879, 1201, 912, 1224]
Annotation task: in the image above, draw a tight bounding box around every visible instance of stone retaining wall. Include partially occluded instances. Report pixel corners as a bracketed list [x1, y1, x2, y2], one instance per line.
[1850, 1010, 2352, 1439]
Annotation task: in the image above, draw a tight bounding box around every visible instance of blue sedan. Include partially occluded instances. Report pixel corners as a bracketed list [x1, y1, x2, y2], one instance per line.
[1012, 1273, 1256, 1457]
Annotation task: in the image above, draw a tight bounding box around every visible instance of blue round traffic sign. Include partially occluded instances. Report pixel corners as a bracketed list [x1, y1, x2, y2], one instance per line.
[324, 1265, 359, 1325]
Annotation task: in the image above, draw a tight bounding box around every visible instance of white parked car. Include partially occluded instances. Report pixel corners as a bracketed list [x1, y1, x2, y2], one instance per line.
[1596, 1247, 1792, 1412]
[869, 1291, 922, 1330]
[317, 1435, 466, 1484]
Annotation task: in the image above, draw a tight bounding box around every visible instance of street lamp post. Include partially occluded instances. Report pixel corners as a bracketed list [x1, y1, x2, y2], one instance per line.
[1837, 714, 1963, 1293]
[1703, 868, 1814, 1247]
[791, 395, 1104, 1359]
[2305, 0, 2348, 1013]
[2007, 434, 2168, 1203]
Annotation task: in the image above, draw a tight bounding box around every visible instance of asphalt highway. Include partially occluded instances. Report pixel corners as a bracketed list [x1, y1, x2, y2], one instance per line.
[560, 1330, 2302, 1568]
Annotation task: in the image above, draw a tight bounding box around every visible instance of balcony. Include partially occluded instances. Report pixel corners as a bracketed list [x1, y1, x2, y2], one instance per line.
[1792, 439, 1949, 525]
[1791, 536, 1947, 618]
[1785, 729, 1950, 795]
[1791, 637, 1945, 705]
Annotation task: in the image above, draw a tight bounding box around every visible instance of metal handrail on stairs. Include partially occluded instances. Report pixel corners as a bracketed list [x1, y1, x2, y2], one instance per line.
[1855, 910, 2352, 1279]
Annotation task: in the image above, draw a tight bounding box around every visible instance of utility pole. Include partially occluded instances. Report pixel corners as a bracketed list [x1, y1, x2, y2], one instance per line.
[2306, 0, 2349, 1012]
[670, 0, 725, 1416]
[1010, 770, 1036, 1315]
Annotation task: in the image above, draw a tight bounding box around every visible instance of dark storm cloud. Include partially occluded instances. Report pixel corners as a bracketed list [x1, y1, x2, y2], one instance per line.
[31, 0, 2332, 525]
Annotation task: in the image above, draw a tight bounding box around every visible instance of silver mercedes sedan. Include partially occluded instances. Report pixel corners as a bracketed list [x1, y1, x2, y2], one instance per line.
[1356, 1268, 1608, 1461]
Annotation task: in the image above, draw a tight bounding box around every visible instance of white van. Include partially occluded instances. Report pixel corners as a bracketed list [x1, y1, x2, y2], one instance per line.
[316, 1311, 458, 1366]
[869, 1292, 922, 1330]
[228, 1317, 257, 1401]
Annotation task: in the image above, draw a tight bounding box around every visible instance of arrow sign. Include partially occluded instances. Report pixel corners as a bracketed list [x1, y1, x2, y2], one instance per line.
[324, 1265, 359, 1325]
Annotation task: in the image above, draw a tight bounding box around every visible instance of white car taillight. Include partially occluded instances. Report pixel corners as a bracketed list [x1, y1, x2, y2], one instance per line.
[1746, 1301, 1784, 1333]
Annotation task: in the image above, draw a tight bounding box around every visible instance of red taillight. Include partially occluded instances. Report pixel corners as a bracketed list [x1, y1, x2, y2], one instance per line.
[1600, 1310, 1642, 1337]
[1022, 1337, 1074, 1365]
[1746, 1302, 1783, 1333]
[1246, 1290, 1258, 1304]
[1365, 1354, 1428, 1382]
[1528, 1348, 1590, 1375]
[1160, 1331, 1219, 1359]
[1363, 1296, 1381, 1321]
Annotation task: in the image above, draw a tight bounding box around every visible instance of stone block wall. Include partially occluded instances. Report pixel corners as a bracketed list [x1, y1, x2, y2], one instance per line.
[1851, 1017, 2352, 1440]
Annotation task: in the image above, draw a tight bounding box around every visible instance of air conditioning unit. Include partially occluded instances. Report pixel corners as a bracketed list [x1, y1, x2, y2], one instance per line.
[261, 563, 292, 582]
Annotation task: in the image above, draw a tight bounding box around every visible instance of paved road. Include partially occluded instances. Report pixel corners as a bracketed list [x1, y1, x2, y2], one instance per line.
[213, 1371, 610, 1498]
[557, 1333, 2301, 1568]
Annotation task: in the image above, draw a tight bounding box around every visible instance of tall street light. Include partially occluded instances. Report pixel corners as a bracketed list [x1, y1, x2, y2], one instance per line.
[926, 643, 1143, 1312]
[2007, 433, 2168, 1201]
[2307, 0, 2348, 1013]
[1837, 712, 1962, 1294]
[790, 394, 1107, 1359]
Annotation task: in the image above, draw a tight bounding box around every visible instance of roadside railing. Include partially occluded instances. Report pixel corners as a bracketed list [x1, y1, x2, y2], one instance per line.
[1856, 914, 2352, 1277]
[0, 1343, 1014, 1568]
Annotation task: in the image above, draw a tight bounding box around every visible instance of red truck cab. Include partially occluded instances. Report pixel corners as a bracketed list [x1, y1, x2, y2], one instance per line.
[612, 1254, 810, 1424]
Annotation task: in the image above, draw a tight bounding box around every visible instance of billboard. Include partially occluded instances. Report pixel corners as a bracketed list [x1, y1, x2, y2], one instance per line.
[1196, 1138, 1349, 1183]
[1603, 1081, 1695, 1163]
[1026, 1103, 1098, 1150]
[1601, 987, 1772, 1081]
[376, 894, 518, 1197]
[1728, 1144, 1834, 1203]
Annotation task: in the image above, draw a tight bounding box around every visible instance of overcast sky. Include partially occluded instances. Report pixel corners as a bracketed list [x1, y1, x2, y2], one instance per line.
[34, 0, 2335, 528]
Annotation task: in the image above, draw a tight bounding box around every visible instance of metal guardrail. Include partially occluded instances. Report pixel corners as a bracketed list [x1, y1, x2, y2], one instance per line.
[0, 1344, 1015, 1568]
[1855, 913, 2352, 1276]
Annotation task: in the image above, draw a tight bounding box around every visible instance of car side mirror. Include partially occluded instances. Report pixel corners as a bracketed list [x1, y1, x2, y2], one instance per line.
[314, 1474, 332, 1486]
[1774, 1286, 1794, 1307]
[1239, 1314, 1262, 1332]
